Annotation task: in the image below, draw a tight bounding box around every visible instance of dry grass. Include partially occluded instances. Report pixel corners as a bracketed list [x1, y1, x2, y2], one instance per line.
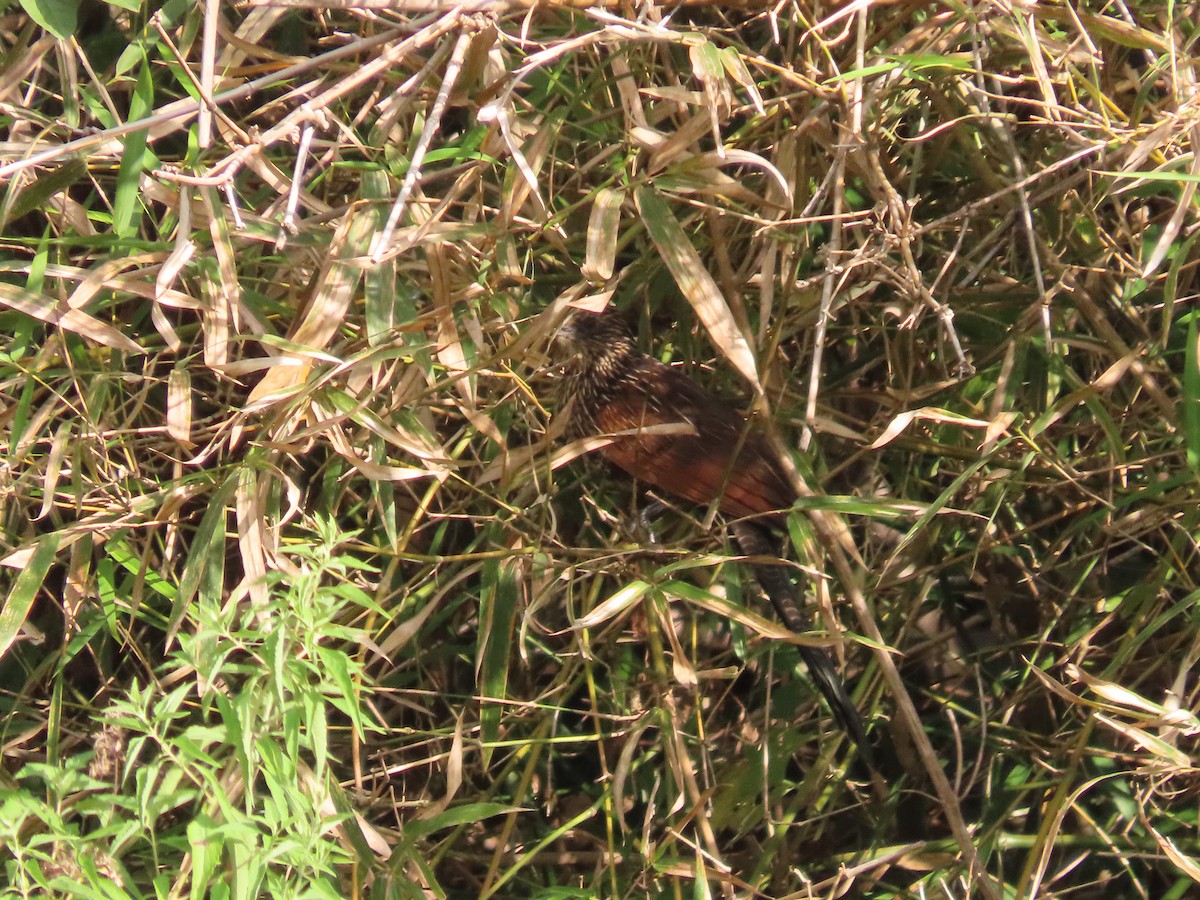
[1, 1, 1199, 897]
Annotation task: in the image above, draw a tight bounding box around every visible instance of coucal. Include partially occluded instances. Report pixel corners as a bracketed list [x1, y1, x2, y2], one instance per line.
[556, 307, 872, 765]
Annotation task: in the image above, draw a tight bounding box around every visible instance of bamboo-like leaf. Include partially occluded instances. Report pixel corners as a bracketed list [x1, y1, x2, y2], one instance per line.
[202, 186, 240, 366]
[1093, 713, 1191, 767]
[0, 283, 141, 353]
[416, 713, 464, 821]
[167, 367, 193, 446]
[1076, 12, 1169, 50]
[246, 204, 375, 407]
[719, 46, 764, 115]
[362, 170, 398, 347]
[36, 421, 72, 520]
[0, 533, 59, 661]
[870, 406, 995, 449]
[1185, 315, 1199, 473]
[406, 802, 524, 840]
[573, 580, 651, 630]
[477, 552, 520, 767]
[582, 187, 624, 283]
[1065, 662, 1200, 730]
[166, 471, 238, 646]
[0, 157, 87, 229]
[113, 58, 154, 241]
[687, 150, 792, 205]
[235, 466, 268, 612]
[688, 37, 730, 147]
[634, 185, 761, 392]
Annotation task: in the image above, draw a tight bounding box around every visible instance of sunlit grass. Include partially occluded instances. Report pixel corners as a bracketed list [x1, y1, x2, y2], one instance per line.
[1, 2, 1198, 897]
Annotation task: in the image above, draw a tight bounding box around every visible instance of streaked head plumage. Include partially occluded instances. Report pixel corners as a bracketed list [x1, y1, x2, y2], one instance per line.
[555, 308, 636, 365]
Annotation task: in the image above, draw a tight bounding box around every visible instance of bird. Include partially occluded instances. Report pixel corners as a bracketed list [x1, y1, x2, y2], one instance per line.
[555, 307, 874, 767]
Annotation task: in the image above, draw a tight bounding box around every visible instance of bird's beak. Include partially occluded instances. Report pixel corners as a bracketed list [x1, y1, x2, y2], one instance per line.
[553, 313, 582, 349]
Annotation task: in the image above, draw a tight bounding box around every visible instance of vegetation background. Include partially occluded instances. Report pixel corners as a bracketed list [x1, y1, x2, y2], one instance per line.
[1, 0, 1198, 897]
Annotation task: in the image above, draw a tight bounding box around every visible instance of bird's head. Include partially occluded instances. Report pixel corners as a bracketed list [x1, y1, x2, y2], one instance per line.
[554, 308, 636, 368]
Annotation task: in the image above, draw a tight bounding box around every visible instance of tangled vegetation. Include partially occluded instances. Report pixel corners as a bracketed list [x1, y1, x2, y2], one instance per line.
[1, 1, 1198, 897]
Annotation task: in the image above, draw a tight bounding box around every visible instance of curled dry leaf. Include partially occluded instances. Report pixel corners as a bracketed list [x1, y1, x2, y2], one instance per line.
[870, 407, 996, 449]
[247, 206, 373, 407]
[574, 581, 651, 630]
[582, 188, 624, 283]
[167, 368, 194, 446]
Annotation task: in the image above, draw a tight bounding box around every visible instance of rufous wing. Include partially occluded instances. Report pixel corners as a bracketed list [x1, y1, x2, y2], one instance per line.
[593, 359, 795, 520]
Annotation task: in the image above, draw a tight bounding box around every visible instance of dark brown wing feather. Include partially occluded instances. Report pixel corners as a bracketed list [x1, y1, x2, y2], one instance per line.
[593, 358, 795, 519]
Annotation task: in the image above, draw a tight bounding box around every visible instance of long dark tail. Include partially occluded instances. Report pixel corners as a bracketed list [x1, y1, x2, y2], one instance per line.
[731, 521, 875, 770]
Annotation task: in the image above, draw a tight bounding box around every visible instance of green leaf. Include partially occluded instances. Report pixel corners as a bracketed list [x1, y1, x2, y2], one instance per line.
[0, 533, 60, 661]
[1095, 170, 1200, 184]
[188, 814, 222, 900]
[315, 645, 364, 738]
[167, 471, 238, 645]
[406, 802, 521, 838]
[113, 56, 155, 240]
[19, 0, 77, 38]
[0, 158, 87, 230]
[1185, 314, 1200, 473]
[477, 553, 519, 767]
